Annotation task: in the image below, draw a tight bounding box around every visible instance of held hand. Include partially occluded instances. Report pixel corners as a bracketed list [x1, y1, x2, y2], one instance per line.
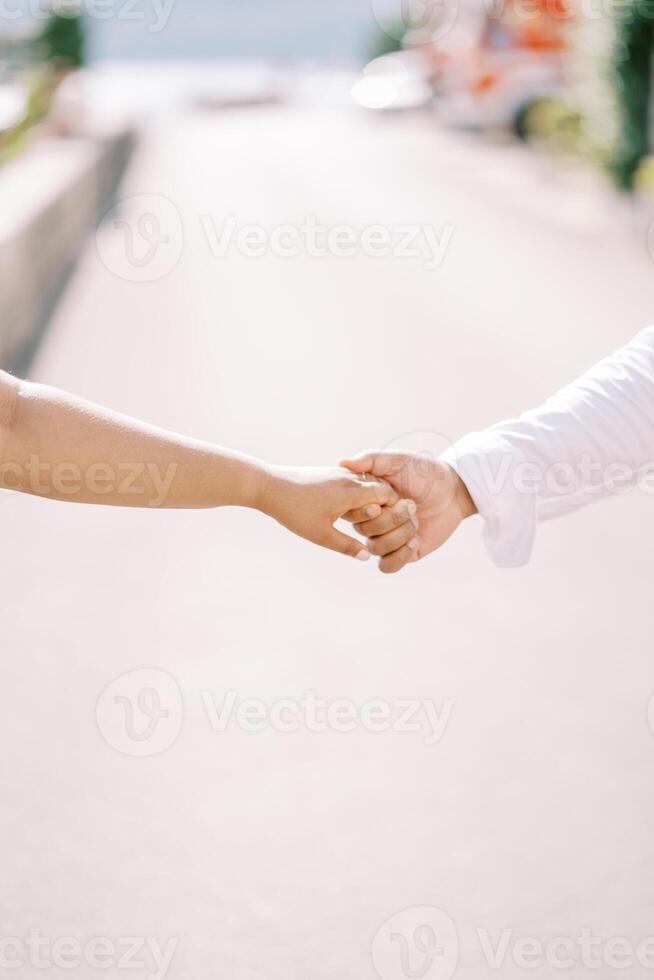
[258, 465, 399, 561]
[340, 451, 476, 573]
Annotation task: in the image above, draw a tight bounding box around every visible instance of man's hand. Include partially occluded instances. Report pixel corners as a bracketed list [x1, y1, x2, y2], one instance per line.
[340, 451, 476, 573]
[258, 465, 401, 561]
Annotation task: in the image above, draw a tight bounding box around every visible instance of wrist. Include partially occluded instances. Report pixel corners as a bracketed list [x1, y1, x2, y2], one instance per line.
[241, 458, 275, 512]
[442, 460, 476, 519]
[455, 470, 477, 519]
[248, 459, 295, 519]
[210, 451, 274, 511]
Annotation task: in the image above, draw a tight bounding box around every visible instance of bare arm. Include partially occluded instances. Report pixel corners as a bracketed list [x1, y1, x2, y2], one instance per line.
[0, 371, 402, 560]
[0, 372, 268, 509]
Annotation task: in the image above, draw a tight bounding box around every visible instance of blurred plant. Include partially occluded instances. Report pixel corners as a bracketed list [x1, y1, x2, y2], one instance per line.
[515, 95, 582, 148]
[38, 5, 86, 70]
[0, 71, 52, 165]
[0, 4, 86, 166]
[608, 0, 654, 190]
[633, 154, 654, 195]
[563, 5, 619, 173]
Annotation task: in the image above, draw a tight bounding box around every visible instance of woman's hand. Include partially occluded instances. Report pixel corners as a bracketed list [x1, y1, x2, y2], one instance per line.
[0, 371, 412, 564]
[257, 465, 401, 561]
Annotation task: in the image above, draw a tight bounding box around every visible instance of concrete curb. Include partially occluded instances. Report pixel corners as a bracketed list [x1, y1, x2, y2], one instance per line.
[0, 127, 135, 371]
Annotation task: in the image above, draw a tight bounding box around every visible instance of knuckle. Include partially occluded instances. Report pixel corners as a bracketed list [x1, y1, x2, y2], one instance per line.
[372, 515, 391, 535]
[399, 524, 415, 545]
[387, 529, 406, 551]
[358, 519, 377, 536]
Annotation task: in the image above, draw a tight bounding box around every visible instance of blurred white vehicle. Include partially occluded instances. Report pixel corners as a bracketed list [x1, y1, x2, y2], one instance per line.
[357, 0, 570, 132]
[351, 52, 434, 111]
[429, 0, 569, 132]
[435, 51, 564, 131]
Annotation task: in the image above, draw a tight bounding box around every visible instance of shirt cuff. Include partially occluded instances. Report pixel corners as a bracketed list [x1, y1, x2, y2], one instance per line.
[441, 431, 537, 568]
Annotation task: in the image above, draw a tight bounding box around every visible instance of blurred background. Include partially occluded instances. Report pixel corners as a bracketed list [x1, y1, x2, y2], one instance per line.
[3, 0, 654, 367]
[2, 1, 654, 979]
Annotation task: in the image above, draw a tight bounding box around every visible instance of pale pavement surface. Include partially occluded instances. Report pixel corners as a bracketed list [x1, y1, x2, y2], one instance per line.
[2, 107, 654, 979]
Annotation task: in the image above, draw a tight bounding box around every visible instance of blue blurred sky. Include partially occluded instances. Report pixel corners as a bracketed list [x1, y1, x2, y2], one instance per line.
[86, 0, 384, 63]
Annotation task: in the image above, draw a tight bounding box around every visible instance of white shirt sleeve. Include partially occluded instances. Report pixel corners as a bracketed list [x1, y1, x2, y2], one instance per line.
[441, 325, 654, 567]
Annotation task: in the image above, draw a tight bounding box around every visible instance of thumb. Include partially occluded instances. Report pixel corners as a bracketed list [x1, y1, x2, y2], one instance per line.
[339, 452, 373, 474]
[323, 527, 371, 562]
[339, 450, 392, 477]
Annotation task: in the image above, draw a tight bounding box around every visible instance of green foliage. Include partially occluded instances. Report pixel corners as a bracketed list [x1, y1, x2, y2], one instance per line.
[609, 0, 654, 189]
[514, 95, 584, 154]
[0, 72, 52, 165]
[39, 7, 86, 69]
[0, 5, 86, 167]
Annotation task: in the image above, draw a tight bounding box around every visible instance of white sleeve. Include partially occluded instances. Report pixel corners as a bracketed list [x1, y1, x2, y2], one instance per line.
[441, 325, 654, 567]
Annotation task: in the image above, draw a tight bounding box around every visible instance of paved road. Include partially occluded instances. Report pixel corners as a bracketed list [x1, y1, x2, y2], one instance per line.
[3, 107, 654, 979]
